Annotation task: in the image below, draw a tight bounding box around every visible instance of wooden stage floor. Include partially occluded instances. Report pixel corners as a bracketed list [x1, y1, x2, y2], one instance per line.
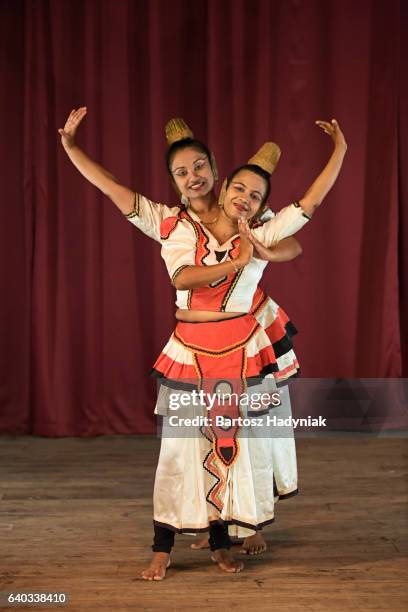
[0, 435, 407, 611]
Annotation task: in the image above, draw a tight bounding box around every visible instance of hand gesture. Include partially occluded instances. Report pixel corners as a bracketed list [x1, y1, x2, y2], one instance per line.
[315, 118, 347, 152]
[238, 220, 273, 260]
[58, 107, 87, 149]
[234, 218, 254, 267]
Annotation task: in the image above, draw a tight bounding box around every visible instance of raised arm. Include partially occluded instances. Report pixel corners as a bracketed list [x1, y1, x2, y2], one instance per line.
[298, 119, 347, 217]
[59, 107, 177, 241]
[245, 119, 346, 249]
[58, 107, 134, 214]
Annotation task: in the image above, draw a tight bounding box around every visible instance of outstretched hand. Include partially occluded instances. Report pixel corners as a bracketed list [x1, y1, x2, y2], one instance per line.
[58, 107, 87, 149]
[315, 119, 347, 151]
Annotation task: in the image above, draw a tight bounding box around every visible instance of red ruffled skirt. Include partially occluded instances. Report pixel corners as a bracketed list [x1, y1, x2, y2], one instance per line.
[250, 287, 299, 383]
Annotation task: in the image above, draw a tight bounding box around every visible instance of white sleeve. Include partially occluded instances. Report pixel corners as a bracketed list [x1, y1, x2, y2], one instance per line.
[123, 193, 180, 243]
[160, 217, 197, 284]
[251, 203, 311, 247]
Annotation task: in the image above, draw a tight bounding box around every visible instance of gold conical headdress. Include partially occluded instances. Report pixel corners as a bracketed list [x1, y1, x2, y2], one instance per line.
[165, 118, 194, 146]
[247, 142, 281, 176]
[218, 142, 281, 207]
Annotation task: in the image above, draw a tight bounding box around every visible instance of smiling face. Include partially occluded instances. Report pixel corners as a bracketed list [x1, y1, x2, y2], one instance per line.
[223, 169, 268, 220]
[170, 147, 215, 200]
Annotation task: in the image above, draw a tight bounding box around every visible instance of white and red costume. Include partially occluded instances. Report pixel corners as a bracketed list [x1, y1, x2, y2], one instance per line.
[125, 195, 310, 533]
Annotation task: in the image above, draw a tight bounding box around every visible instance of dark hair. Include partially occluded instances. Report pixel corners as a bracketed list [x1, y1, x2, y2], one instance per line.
[226, 164, 271, 213]
[165, 138, 213, 176]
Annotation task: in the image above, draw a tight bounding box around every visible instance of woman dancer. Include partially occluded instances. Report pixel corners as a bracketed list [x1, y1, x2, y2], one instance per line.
[143, 120, 347, 579]
[58, 111, 303, 555]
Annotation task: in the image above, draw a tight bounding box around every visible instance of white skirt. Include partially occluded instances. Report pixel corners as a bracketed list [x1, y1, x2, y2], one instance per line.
[153, 421, 276, 534]
[153, 385, 297, 536]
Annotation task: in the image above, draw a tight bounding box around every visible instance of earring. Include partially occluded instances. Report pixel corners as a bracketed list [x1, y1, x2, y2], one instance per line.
[181, 194, 189, 206]
[210, 153, 219, 182]
[218, 178, 227, 207]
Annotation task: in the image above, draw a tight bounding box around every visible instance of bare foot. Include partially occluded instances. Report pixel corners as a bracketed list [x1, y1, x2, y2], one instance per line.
[211, 549, 244, 573]
[191, 535, 210, 550]
[141, 552, 171, 581]
[238, 532, 267, 555]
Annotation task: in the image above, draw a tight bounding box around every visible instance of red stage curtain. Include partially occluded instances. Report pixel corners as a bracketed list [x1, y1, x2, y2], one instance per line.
[0, 0, 405, 435]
